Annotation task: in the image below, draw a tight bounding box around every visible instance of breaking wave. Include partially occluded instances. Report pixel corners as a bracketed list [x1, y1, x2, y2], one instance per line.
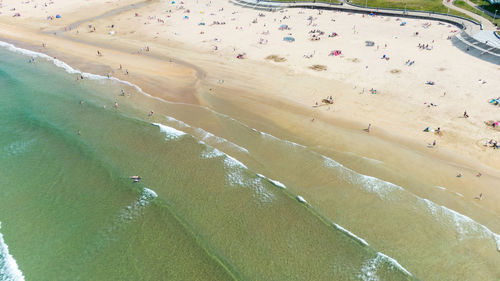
[359, 252, 412, 281]
[153, 123, 186, 140]
[0, 222, 25, 281]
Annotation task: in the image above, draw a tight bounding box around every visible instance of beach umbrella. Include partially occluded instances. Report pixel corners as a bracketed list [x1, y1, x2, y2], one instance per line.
[56, 14, 61, 18]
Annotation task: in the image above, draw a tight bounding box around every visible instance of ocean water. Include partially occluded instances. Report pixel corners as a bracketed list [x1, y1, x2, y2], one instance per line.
[0, 42, 498, 281]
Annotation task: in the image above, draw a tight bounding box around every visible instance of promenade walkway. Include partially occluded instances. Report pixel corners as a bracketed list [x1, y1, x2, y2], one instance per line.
[441, 0, 496, 30]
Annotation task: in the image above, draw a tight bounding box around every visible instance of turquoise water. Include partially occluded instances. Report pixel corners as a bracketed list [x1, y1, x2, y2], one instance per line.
[0, 42, 499, 281]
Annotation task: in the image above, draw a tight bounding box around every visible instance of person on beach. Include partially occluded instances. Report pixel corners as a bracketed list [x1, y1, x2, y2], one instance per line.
[366, 124, 371, 132]
[463, 110, 469, 118]
[114, 101, 118, 109]
[475, 193, 483, 200]
[432, 140, 436, 147]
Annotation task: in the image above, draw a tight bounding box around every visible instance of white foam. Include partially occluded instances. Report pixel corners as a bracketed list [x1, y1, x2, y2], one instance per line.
[376, 252, 412, 276]
[259, 131, 306, 148]
[359, 255, 379, 281]
[0, 222, 25, 281]
[434, 186, 447, 190]
[194, 128, 249, 153]
[321, 150, 500, 252]
[1, 139, 35, 158]
[322, 154, 405, 199]
[297, 195, 307, 203]
[0, 40, 163, 105]
[362, 156, 383, 165]
[120, 188, 158, 221]
[455, 192, 464, 197]
[419, 198, 500, 251]
[164, 116, 191, 128]
[359, 252, 412, 280]
[153, 123, 186, 140]
[256, 174, 287, 189]
[268, 179, 287, 189]
[201, 148, 274, 202]
[333, 223, 369, 246]
[201, 147, 226, 159]
[321, 155, 344, 168]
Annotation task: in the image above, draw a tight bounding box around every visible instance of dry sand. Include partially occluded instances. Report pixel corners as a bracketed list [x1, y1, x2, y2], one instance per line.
[1, 0, 500, 218]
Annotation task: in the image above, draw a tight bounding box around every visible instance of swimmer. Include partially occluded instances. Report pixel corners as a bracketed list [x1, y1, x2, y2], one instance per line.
[148, 111, 155, 117]
[114, 101, 118, 109]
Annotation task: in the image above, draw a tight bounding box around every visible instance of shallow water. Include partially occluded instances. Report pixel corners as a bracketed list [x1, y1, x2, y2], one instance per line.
[0, 42, 498, 281]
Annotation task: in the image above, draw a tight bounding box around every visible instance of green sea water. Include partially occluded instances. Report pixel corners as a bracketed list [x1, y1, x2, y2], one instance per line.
[0, 42, 499, 281]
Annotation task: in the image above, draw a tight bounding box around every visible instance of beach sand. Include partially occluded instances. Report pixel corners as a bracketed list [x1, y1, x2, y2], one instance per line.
[1, 0, 499, 241]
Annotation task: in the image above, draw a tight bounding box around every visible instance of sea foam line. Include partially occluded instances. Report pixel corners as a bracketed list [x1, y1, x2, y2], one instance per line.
[1, 38, 388, 271]
[152, 123, 186, 140]
[151, 118, 411, 275]
[256, 174, 287, 189]
[200, 146, 275, 203]
[119, 188, 158, 221]
[0, 222, 25, 281]
[333, 223, 369, 246]
[194, 128, 249, 154]
[322, 154, 500, 252]
[0, 40, 304, 154]
[164, 116, 191, 129]
[161, 116, 249, 154]
[359, 252, 412, 281]
[0, 39, 456, 274]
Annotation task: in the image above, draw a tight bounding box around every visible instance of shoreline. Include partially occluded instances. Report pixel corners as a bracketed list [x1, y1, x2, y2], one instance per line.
[1, 0, 500, 229]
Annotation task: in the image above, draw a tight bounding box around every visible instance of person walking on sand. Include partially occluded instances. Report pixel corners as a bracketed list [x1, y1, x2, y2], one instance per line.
[366, 123, 371, 132]
[463, 110, 469, 118]
[432, 140, 436, 147]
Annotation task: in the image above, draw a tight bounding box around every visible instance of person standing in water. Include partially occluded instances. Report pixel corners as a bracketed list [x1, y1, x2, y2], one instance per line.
[114, 101, 118, 109]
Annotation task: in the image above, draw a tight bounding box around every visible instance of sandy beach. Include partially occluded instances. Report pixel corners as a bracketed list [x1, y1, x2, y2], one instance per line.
[1, 0, 500, 259]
